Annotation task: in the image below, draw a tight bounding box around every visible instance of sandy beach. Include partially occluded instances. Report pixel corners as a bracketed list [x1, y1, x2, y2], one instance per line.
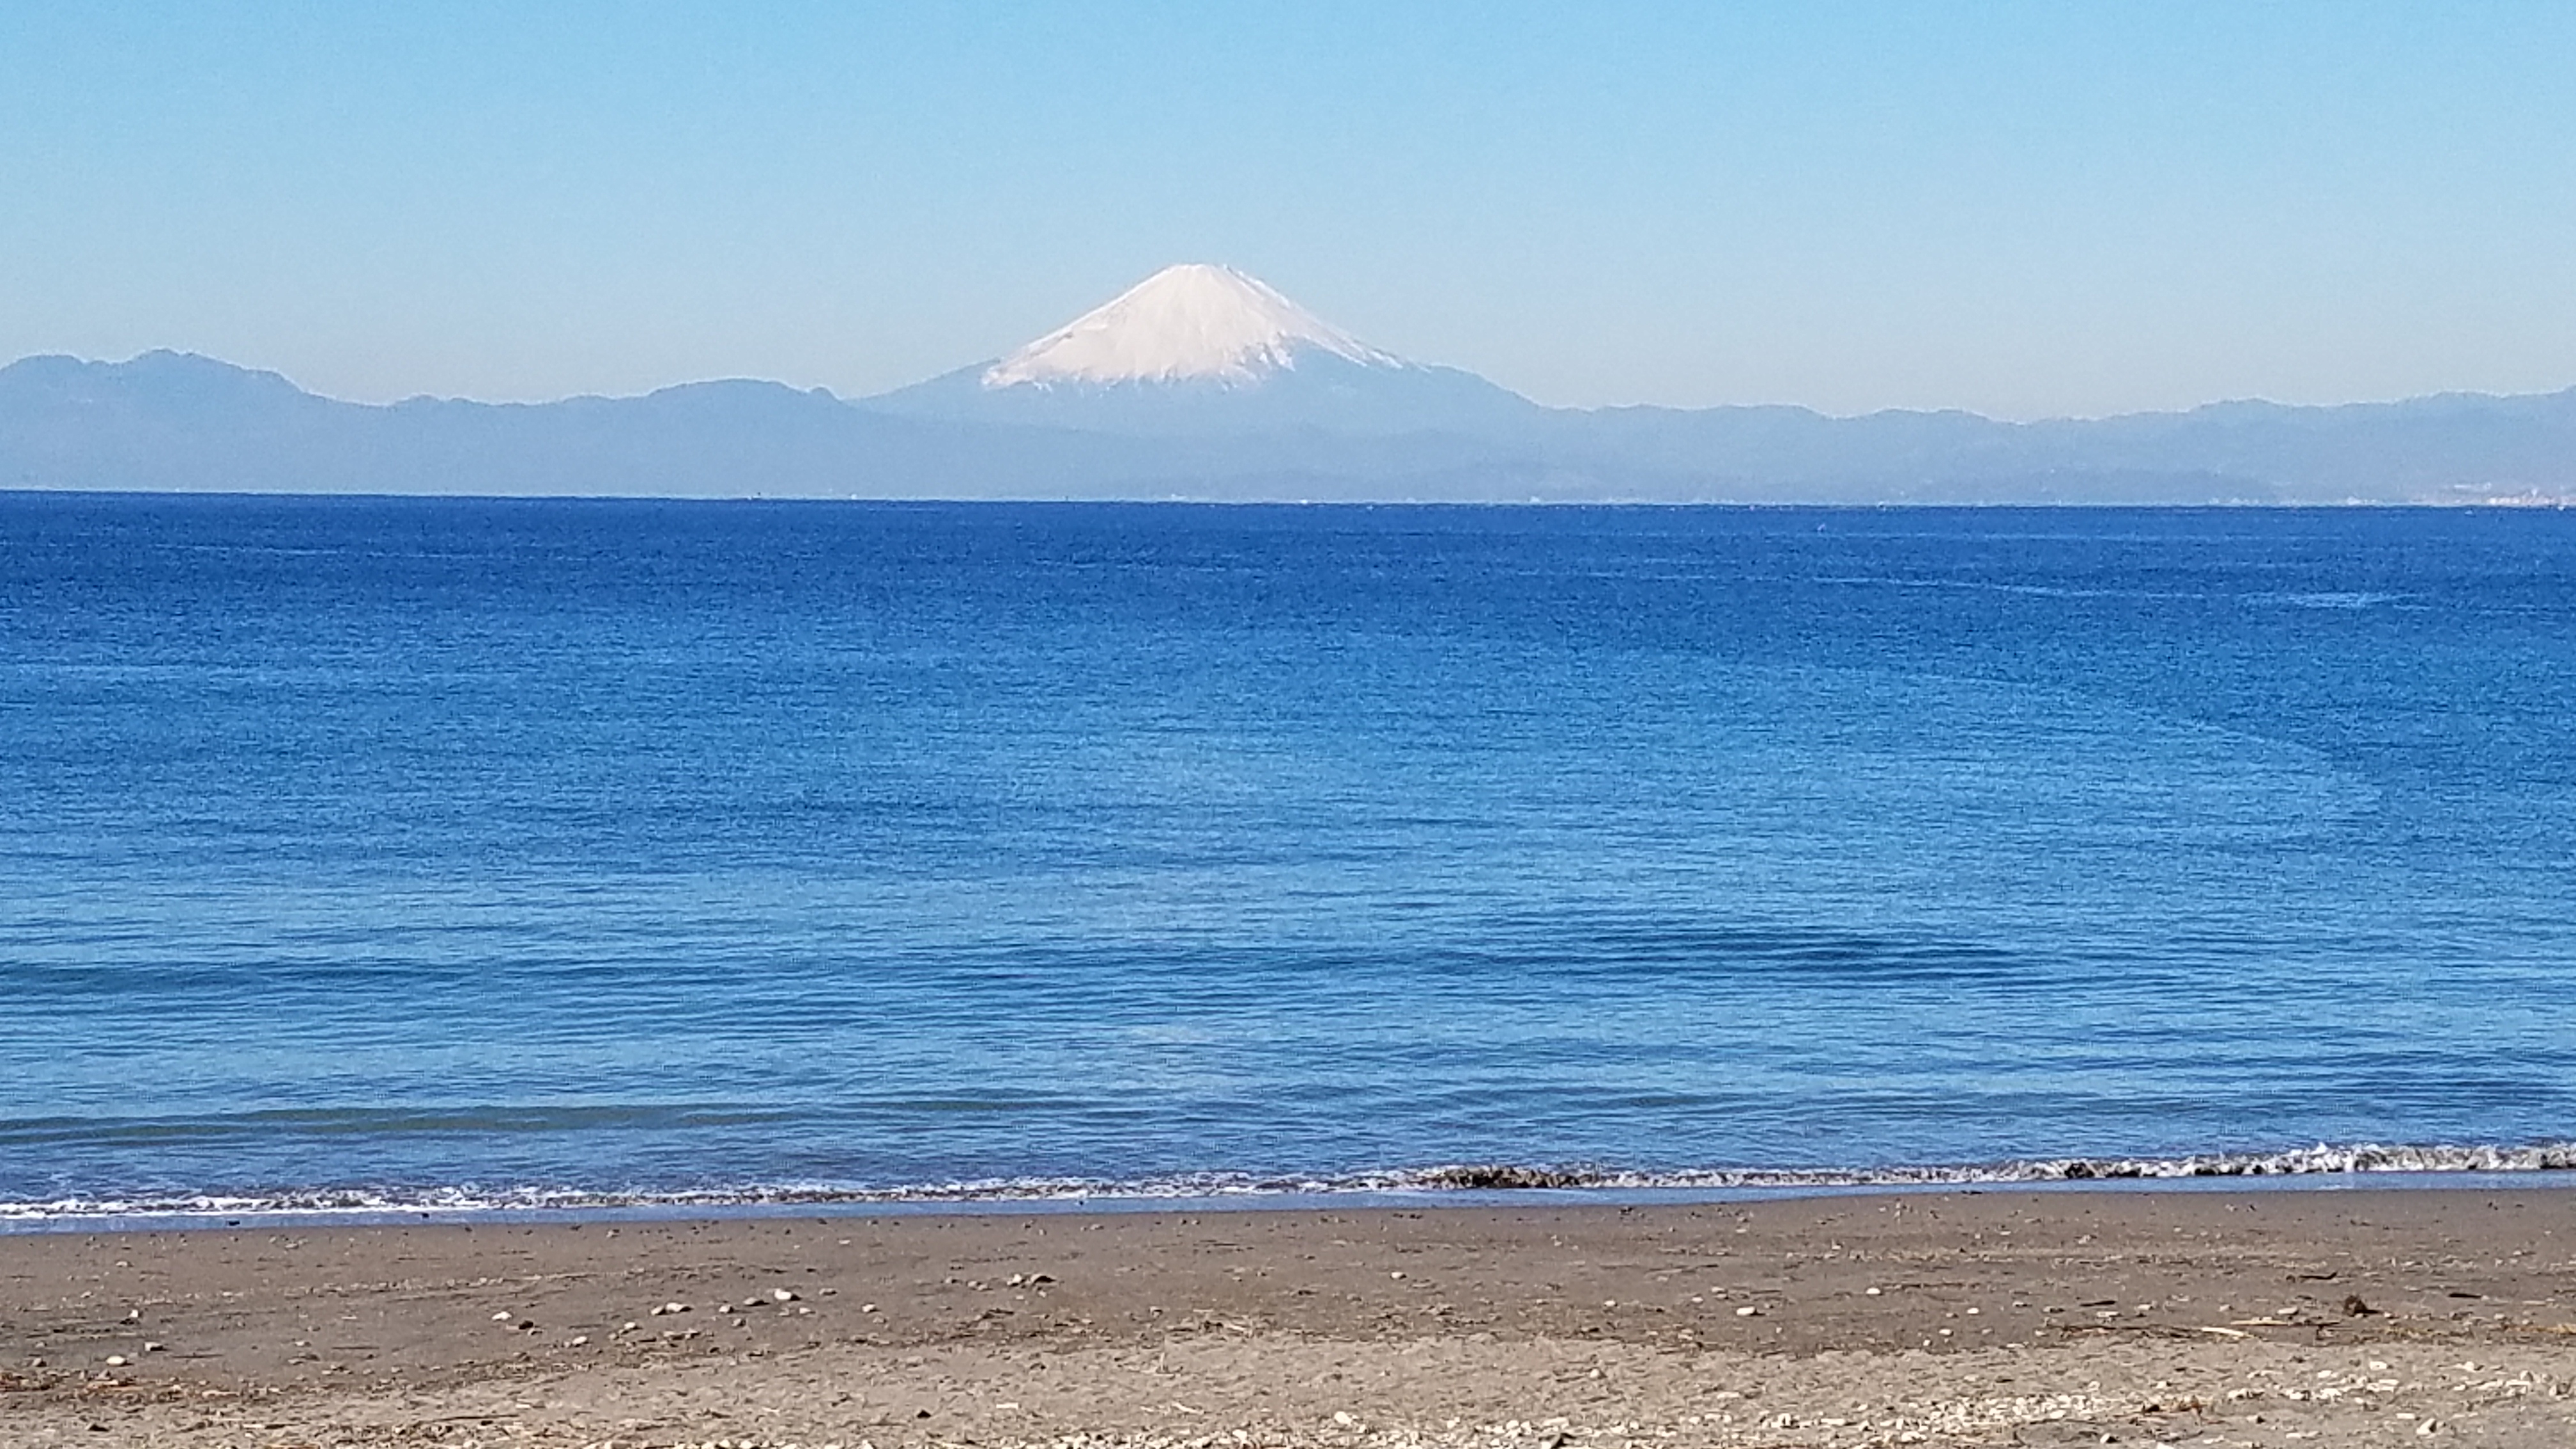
[4, 1186, 2573, 1446]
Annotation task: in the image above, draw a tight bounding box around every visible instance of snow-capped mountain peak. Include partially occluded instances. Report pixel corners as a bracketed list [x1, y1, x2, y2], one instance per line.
[982, 264, 1402, 390]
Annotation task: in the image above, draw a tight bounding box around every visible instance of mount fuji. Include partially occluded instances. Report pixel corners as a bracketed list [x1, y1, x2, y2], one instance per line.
[862, 264, 1541, 438]
[7, 263, 2576, 501]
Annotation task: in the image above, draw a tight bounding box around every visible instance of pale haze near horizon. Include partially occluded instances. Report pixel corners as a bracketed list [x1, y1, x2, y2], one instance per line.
[3, 3, 2572, 421]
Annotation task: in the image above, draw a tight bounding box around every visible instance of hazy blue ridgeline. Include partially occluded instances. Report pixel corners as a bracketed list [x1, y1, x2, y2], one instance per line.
[3, 495, 2573, 1207]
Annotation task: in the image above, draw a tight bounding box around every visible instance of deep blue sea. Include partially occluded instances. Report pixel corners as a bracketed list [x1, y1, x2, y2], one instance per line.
[4, 494, 2573, 1217]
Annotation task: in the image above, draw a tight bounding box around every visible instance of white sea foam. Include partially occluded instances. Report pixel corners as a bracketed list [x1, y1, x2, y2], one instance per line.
[6, 1141, 2569, 1225]
[2258, 590, 2406, 610]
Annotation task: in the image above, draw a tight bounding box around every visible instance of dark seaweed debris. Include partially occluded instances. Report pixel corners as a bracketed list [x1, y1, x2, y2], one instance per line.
[1414, 1165, 1601, 1190]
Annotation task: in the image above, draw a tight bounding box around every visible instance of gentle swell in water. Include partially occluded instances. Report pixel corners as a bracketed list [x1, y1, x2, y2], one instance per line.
[5, 1140, 2571, 1223]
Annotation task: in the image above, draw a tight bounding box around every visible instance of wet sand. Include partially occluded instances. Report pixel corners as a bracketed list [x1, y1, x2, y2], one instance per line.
[5, 1187, 2574, 1446]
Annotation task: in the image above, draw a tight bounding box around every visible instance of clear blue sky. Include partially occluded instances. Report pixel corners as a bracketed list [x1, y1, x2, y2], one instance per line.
[5, 3, 2572, 418]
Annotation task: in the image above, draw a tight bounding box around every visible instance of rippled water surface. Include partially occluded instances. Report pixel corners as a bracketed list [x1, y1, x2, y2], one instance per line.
[4, 496, 2573, 1209]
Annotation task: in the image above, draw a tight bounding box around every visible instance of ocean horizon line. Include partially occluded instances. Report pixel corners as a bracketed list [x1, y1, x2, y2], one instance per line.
[5, 487, 2568, 511]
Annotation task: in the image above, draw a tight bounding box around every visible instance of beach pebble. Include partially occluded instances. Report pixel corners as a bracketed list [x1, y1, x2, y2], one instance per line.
[1735, 1305, 1761, 1317]
[491, 1311, 512, 1322]
[569, 1335, 588, 1346]
[1006, 1273, 1025, 1286]
[103, 1355, 128, 1367]
[772, 1287, 798, 1302]
[1864, 1287, 1883, 1296]
[142, 1342, 162, 1353]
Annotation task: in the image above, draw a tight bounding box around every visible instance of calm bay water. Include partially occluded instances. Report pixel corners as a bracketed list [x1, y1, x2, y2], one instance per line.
[4, 494, 2573, 1212]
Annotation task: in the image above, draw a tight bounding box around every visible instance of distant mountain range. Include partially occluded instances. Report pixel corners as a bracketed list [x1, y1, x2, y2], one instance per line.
[6, 263, 2573, 503]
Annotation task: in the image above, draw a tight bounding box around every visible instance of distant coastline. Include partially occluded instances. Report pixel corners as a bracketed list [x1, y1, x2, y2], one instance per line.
[7, 344, 2574, 506]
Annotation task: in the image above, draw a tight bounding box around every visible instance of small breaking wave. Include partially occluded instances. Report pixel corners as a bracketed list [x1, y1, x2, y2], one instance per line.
[5, 1140, 2572, 1225]
[2256, 590, 2405, 610]
[1411, 1140, 2576, 1190]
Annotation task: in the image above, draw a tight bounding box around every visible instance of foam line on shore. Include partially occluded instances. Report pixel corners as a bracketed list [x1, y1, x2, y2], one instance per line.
[6, 1139, 2573, 1225]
